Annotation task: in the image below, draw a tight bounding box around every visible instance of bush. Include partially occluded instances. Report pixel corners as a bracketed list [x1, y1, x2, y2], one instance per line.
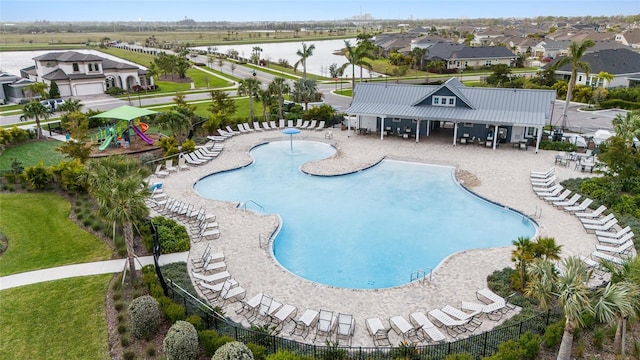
[123, 351, 135, 360]
[445, 355, 475, 360]
[185, 314, 204, 331]
[199, 330, 235, 356]
[163, 321, 199, 360]
[163, 301, 187, 323]
[543, 319, 564, 348]
[246, 343, 267, 360]
[107, 87, 124, 95]
[128, 295, 162, 340]
[600, 99, 640, 110]
[538, 140, 577, 152]
[265, 350, 313, 360]
[23, 162, 52, 190]
[212, 341, 254, 360]
[152, 216, 191, 253]
[485, 332, 540, 360]
[593, 327, 605, 350]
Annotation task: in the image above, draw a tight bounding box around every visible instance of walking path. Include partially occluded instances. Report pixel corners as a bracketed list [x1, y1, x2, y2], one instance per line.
[0, 252, 188, 291]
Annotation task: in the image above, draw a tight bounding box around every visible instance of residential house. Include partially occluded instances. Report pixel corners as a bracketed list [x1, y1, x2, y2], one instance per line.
[0, 72, 36, 104]
[550, 48, 640, 88]
[423, 42, 516, 70]
[345, 78, 556, 152]
[20, 51, 151, 97]
[615, 28, 640, 48]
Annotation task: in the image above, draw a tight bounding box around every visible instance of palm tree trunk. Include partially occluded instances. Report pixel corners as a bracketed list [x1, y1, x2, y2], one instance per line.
[249, 96, 254, 120]
[278, 95, 283, 120]
[124, 221, 137, 283]
[35, 117, 43, 140]
[556, 321, 575, 360]
[561, 72, 576, 129]
[351, 64, 355, 91]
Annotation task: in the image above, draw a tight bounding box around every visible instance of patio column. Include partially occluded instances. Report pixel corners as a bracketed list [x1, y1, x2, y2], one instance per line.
[426, 120, 430, 137]
[415, 119, 420, 143]
[380, 117, 385, 140]
[492, 126, 498, 150]
[452, 122, 458, 146]
[535, 125, 543, 153]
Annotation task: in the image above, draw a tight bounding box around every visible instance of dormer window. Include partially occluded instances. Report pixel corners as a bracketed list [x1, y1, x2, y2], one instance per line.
[72, 63, 79, 72]
[432, 96, 456, 107]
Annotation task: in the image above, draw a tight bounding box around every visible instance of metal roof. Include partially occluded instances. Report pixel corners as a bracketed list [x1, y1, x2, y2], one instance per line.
[346, 79, 557, 126]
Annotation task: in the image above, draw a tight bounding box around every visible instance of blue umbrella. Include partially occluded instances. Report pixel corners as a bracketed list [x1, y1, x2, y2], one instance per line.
[282, 127, 301, 151]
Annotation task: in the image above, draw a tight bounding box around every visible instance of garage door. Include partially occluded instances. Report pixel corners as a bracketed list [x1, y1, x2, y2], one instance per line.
[74, 82, 104, 96]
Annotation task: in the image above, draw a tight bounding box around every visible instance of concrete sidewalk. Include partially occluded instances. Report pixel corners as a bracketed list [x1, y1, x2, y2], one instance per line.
[0, 251, 188, 291]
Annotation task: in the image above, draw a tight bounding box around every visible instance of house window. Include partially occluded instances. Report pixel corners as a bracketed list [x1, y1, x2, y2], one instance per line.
[485, 60, 492, 67]
[88, 63, 93, 71]
[432, 96, 456, 107]
[433, 97, 439, 104]
[72, 63, 79, 72]
[449, 98, 455, 105]
[94, 63, 100, 71]
[526, 127, 538, 138]
[578, 75, 582, 82]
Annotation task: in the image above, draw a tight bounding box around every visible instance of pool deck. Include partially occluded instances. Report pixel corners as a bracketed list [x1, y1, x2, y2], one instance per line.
[155, 128, 606, 347]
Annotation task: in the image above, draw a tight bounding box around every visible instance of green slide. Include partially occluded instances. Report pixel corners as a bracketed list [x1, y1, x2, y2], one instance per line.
[99, 134, 115, 151]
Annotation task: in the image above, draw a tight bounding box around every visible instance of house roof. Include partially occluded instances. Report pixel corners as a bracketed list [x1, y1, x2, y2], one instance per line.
[552, 48, 640, 75]
[424, 42, 465, 60]
[619, 28, 640, 45]
[102, 59, 139, 70]
[451, 46, 515, 60]
[346, 78, 556, 127]
[33, 51, 104, 62]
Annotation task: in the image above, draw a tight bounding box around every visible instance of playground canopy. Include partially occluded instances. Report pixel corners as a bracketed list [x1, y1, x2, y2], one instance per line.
[91, 105, 158, 121]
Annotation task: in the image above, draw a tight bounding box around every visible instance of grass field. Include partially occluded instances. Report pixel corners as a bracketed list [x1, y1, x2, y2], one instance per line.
[0, 193, 112, 276]
[0, 140, 66, 170]
[0, 275, 111, 359]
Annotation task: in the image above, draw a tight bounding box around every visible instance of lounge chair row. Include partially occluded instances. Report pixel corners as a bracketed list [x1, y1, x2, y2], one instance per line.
[366, 288, 515, 346]
[147, 190, 220, 241]
[216, 119, 327, 137]
[530, 167, 635, 270]
[236, 293, 299, 331]
[190, 244, 246, 304]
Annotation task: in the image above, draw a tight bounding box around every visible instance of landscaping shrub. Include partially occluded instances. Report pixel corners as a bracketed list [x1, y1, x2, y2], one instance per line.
[23, 162, 52, 190]
[198, 330, 235, 356]
[152, 216, 191, 253]
[592, 327, 605, 350]
[543, 319, 564, 348]
[246, 343, 266, 360]
[484, 332, 540, 360]
[600, 99, 640, 110]
[185, 314, 204, 331]
[538, 140, 577, 152]
[123, 351, 135, 360]
[163, 321, 199, 360]
[163, 301, 187, 323]
[212, 341, 254, 360]
[444, 355, 475, 360]
[50, 159, 90, 193]
[265, 350, 313, 360]
[128, 295, 162, 340]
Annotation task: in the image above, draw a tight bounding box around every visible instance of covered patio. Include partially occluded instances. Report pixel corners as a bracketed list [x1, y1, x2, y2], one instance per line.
[345, 78, 557, 153]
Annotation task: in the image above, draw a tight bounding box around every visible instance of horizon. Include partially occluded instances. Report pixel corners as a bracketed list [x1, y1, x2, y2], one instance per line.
[1, 0, 638, 23]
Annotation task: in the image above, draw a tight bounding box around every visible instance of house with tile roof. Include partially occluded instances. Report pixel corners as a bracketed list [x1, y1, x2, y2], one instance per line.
[550, 48, 640, 88]
[20, 51, 151, 97]
[345, 78, 557, 152]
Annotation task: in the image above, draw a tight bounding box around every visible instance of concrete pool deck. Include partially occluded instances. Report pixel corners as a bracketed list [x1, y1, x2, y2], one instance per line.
[155, 128, 606, 347]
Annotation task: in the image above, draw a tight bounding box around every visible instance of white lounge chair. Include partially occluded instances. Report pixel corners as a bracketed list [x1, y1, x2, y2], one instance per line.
[596, 240, 635, 255]
[544, 189, 571, 202]
[191, 270, 230, 284]
[253, 121, 265, 132]
[534, 184, 563, 196]
[271, 304, 297, 330]
[154, 164, 169, 178]
[207, 135, 227, 142]
[237, 292, 264, 317]
[389, 315, 422, 343]
[476, 288, 515, 312]
[553, 194, 581, 208]
[287, 120, 294, 128]
[217, 129, 234, 137]
[177, 156, 190, 171]
[564, 198, 593, 212]
[584, 219, 618, 233]
[225, 126, 240, 135]
[307, 120, 317, 129]
[315, 120, 326, 131]
[409, 312, 446, 343]
[576, 205, 607, 218]
[461, 301, 505, 321]
[530, 167, 555, 179]
[219, 279, 246, 304]
[427, 309, 467, 337]
[252, 295, 280, 323]
[580, 213, 615, 225]
[591, 250, 624, 265]
[596, 225, 631, 239]
[165, 159, 178, 173]
[365, 317, 391, 346]
[299, 120, 310, 129]
[270, 121, 278, 129]
[236, 124, 248, 133]
[290, 309, 319, 339]
[336, 313, 355, 346]
[279, 119, 286, 128]
[199, 278, 237, 301]
[313, 310, 336, 343]
[598, 232, 634, 245]
[531, 175, 557, 187]
[242, 123, 255, 132]
[295, 119, 303, 128]
[441, 305, 482, 331]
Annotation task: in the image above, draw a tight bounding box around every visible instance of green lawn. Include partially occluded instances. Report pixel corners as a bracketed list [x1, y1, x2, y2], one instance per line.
[0, 275, 111, 360]
[0, 193, 112, 276]
[152, 97, 255, 122]
[0, 140, 67, 170]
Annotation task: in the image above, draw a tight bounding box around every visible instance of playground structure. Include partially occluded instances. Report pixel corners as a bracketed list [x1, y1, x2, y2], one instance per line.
[90, 105, 158, 152]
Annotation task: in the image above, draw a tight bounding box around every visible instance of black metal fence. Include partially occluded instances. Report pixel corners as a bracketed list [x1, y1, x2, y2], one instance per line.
[151, 227, 560, 359]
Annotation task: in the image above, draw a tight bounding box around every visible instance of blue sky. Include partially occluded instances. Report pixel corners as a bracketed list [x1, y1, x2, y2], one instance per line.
[1, 0, 638, 22]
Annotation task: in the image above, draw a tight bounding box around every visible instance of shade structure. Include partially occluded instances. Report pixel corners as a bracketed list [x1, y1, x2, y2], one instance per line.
[90, 105, 158, 121]
[282, 128, 301, 151]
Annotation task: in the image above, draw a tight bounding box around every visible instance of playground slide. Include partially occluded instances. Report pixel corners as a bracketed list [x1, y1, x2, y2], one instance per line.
[131, 124, 154, 144]
[99, 134, 115, 151]
[138, 122, 149, 132]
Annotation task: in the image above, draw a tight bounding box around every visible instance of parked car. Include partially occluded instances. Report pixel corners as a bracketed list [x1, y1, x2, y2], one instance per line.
[40, 98, 65, 112]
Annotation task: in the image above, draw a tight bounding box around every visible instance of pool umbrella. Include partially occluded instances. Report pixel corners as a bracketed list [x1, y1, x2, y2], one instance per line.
[282, 127, 301, 151]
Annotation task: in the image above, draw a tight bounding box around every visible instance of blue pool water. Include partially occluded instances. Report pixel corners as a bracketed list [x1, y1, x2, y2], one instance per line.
[195, 141, 536, 289]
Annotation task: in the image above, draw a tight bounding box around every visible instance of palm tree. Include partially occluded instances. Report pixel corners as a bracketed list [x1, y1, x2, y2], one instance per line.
[338, 40, 373, 92]
[291, 78, 320, 111]
[22, 100, 50, 140]
[268, 77, 290, 120]
[612, 110, 640, 146]
[411, 47, 427, 71]
[511, 236, 536, 289]
[596, 257, 640, 356]
[257, 89, 274, 121]
[237, 77, 262, 120]
[594, 71, 614, 87]
[554, 40, 596, 129]
[57, 98, 83, 114]
[88, 155, 150, 284]
[526, 257, 593, 360]
[294, 43, 316, 79]
[533, 237, 562, 261]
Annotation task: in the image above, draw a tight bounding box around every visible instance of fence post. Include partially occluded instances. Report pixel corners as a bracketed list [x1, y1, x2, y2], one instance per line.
[519, 320, 524, 335]
[482, 331, 488, 357]
[546, 309, 551, 325]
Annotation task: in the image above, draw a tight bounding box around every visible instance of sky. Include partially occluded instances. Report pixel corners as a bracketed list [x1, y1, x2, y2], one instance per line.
[1, 0, 638, 22]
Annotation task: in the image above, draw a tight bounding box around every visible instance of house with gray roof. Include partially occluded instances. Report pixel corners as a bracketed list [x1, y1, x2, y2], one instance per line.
[550, 48, 640, 88]
[422, 42, 516, 71]
[615, 28, 640, 48]
[345, 78, 556, 152]
[21, 51, 151, 97]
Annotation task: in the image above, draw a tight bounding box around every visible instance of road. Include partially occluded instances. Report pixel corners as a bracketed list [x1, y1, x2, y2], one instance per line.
[0, 58, 616, 132]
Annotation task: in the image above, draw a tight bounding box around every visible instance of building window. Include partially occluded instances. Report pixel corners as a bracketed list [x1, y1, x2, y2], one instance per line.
[485, 60, 492, 67]
[94, 63, 100, 71]
[432, 96, 456, 107]
[578, 75, 582, 82]
[449, 98, 455, 105]
[433, 97, 439, 104]
[463, 122, 474, 127]
[72, 63, 79, 72]
[526, 127, 538, 138]
[88, 63, 93, 71]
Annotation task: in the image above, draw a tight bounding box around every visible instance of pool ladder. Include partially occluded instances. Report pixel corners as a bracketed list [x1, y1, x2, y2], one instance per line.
[411, 268, 432, 284]
[241, 200, 264, 213]
[530, 206, 542, 219]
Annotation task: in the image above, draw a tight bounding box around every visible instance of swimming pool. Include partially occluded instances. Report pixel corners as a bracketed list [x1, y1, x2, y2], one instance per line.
[195, 141, 537, 289]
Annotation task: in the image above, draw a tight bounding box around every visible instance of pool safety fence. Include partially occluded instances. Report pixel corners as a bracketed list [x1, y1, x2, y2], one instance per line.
[150, 219, 560, 359]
